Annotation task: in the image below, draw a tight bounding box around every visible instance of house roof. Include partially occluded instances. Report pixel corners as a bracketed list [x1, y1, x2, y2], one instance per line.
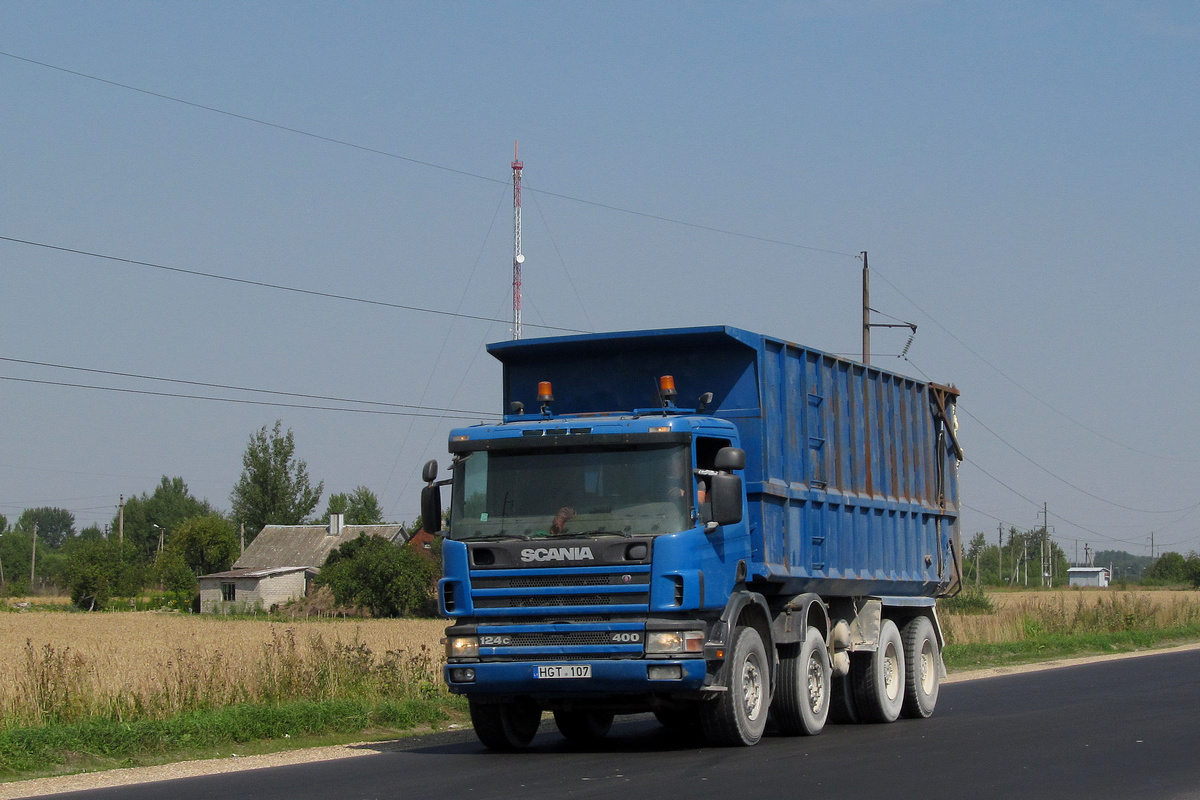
[231, 523, 406, 571]
[199, 566, 317, 581]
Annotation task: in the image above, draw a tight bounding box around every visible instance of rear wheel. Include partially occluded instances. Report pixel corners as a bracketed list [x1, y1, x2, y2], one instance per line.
[554, 709, 615, 743]
[469, 699, 542, 750]
[701, 625, 770, 746]
[851, 618, 905, 723]
[772, 627, 830, 736]
[901, 615, 940, 719]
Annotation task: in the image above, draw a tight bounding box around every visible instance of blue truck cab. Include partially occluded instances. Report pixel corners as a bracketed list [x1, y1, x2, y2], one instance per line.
[422, 326, 962, 749]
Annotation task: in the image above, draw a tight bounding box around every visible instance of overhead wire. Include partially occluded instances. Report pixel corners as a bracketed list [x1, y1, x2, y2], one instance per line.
[0, 235, 588, 334]
[0, 375, 495, 421]
[0, 355, 490, 416]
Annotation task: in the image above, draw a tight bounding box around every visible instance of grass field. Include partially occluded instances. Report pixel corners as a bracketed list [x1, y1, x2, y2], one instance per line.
[0, 613, 447, 727]
[941, 588, 1200, 644]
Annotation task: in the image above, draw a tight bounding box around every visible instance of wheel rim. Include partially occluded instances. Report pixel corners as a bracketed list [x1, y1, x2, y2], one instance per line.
[806, 652, 826, 714]
[920, 639, 936, 695]
[742, 655, 764, 721]
[882, 642, 900, 702]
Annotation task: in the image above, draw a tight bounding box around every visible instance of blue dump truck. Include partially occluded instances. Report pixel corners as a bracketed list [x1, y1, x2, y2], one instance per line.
[422, 326, 963, 749]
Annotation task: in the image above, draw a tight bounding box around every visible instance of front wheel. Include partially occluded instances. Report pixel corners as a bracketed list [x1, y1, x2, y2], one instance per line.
[701, 625, 770, 746]
[772, 627, 830, 736]
[469, 699, 542, 750]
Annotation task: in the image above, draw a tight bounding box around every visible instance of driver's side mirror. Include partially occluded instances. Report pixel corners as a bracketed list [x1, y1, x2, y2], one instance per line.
[421, 459, 443, 533]
[708, 447, 745, 528]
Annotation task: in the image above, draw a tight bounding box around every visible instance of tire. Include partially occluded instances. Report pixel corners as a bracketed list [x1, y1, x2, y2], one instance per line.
[554, 709, 615, 743]
[851, 618, 905, 723]
[469, 698, 542, 750]
[772, 627, 830, 736]
[701, 625, 770, 746]
[901, 615, 940, 719]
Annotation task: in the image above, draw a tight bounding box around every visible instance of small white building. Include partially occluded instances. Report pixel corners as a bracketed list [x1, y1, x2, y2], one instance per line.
[199, 566, 316, 613]
[197, 514, 406, 613]
[1067, 566, 1110, 588]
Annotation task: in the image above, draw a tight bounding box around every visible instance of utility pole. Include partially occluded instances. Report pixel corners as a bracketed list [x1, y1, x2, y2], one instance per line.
[998, 524, 1004, 585]
[30, 522, 37, 588]
[1042, 502, 1050, 587]
[1023, 536, 1028, 586]
[1150, 531, 1155, 561]
[862, 251, 870, 365]
[118, 495, 125, 544]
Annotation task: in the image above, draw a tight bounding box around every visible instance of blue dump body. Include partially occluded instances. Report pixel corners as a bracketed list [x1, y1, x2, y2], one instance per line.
[434, 326, 962, 748]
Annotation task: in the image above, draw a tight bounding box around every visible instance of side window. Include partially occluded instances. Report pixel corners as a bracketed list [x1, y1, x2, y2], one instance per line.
[695, 437, 732, 523]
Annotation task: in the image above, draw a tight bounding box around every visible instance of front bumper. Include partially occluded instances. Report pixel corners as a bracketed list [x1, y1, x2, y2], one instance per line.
[444, 657, 709, 696]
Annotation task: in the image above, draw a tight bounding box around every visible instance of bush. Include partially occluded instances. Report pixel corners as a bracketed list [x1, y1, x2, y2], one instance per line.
[317, 534, 438, 617]
[940, 586, 995, 615]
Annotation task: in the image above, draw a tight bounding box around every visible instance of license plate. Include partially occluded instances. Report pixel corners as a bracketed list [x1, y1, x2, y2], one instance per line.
[536, 664, 591, 679]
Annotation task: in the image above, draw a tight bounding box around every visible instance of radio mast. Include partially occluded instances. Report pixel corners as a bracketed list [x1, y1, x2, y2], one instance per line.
[511, 142, 524, 340]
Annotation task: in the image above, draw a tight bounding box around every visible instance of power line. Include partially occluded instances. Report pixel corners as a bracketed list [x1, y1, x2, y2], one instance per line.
[892, 280, 1198, 464]
[958, 405, 1200, 515]
[0, 235, 589, 334]
[0, 375, 496, 421]
[0, 355, 490, 416]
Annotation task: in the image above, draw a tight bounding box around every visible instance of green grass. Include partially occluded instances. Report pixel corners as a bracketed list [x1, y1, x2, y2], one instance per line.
[0, 696, 467, 779]
[944, 623, 1200, 672]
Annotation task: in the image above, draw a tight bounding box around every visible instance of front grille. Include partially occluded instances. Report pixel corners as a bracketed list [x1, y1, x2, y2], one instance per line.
[475, 592, 648, 609]
[469, 566, 652, 613]
[474, 573, 649, 589]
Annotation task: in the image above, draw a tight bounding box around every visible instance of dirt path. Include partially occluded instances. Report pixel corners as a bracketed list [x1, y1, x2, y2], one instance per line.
[5, 640, 1200, 799]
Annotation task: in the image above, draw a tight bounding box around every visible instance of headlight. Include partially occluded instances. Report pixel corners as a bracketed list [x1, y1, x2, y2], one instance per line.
[446, 636, 479, 659]
[645, 630, 705, 654]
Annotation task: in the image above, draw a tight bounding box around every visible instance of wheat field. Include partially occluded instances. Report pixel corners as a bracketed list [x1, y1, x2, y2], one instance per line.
[0, 612, 447, 726]
[941, 589, 1200, 644]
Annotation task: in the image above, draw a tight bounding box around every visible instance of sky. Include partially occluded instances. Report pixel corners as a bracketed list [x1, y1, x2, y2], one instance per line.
[1, 2, 1198, 563]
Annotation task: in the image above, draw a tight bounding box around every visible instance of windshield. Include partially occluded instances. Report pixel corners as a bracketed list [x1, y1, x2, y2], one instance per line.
[449, 443, 691, 541]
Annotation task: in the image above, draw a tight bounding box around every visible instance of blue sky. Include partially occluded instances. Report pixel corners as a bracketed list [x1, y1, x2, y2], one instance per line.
[1, 2, 1197, 561]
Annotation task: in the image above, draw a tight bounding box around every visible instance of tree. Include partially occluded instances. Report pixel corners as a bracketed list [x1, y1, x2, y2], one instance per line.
[1, 528, 35, 594]
[1146, 552, 1190, 584]
[323, 486, 386, 525]
[153, 549, 198, 608]
[16, 507, 76, 549]
[65, 538, 142, 610]
[230, 421, 323, 541]
[114, 477, 218, 561]
[169, 515, 238, 576]
[317, 533, 438, 617]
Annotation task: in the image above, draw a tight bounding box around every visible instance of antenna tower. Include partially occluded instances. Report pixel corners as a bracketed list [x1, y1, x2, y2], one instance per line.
[511, 142, 524, 340]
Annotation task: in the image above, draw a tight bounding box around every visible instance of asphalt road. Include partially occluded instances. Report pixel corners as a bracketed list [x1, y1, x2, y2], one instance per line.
[28, 648, 1200, 800]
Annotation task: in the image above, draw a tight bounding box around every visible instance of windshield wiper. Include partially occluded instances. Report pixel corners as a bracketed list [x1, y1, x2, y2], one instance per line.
[542, 529, 631, 539]
[460, 532, 531, 542]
